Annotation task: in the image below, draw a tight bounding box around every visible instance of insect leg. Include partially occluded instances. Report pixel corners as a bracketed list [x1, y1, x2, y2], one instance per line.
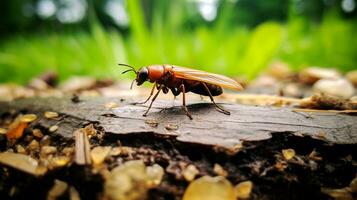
[143, 85, 162, 116]
[172, 96, 176, 107]
[201, 82, 230, 115]
[180, 84, 193, 120]
[134, 83, 156, 105]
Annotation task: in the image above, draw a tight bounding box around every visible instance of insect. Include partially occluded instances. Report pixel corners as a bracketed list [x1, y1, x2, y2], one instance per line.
[120, 64, 243, 119]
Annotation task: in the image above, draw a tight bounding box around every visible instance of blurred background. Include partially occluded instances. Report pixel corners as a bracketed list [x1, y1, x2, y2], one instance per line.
[0, 0, 356, 84]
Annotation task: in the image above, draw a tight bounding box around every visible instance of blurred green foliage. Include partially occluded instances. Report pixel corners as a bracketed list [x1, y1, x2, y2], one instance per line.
[0, 0, 356, 83]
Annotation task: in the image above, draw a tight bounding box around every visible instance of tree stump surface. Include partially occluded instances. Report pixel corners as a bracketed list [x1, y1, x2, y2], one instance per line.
[1, 97, 357, 200]
[1, 97, 356, 149]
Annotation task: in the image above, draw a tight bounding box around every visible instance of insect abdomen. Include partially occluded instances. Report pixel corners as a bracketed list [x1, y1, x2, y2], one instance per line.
[187, 81, 223, 96]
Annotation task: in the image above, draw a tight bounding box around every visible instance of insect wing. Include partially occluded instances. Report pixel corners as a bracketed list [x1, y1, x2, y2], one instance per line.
[172, 66, 243, 91]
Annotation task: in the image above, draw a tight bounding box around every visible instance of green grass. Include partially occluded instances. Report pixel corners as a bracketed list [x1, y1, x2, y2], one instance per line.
[0, 29, 127, 83]
[0, 2, 356, 84]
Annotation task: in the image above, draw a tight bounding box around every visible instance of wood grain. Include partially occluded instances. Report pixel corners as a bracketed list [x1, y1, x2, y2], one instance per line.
[1, 97, 356, 149]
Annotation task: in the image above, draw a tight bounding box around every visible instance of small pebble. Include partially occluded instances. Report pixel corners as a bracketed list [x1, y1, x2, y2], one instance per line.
[275, 161, 288, 171]
[0, 128, 7, 135]
[346, 70, 357, 86]
[313, 78, 355, 99]
[49, 125, 59, 133]
[183, 176, 235, 200]
[90, 146, 111, 165]
[300, 67, 341, 84]
[41, 146, 57, 155]
[20, 114, 37, 123]
[104, 160, 149, 200]
[28, 140, 40, 151]
[60, 76, 96, 92]
[282, 149, 296, 160]
[234, 181, 253, 199]
[47, 179, 68, 200]
[44, 111, 59, 119]
[62, 147, 74, 156]
[49, 156, 70, 169]
[40, 135, 51, 146]
[28, 78, 49, 90]
[16, 145, 27, 154]
[250, 75, 277, 87]
[282, 83, 303, 98]
[119, 146, 135, 156]
[213, 163, 228, 177]
[266, 61, 292, 79]
[182, 164, 199, 182]
[109, 147, 121, 156]
[146, 164, 164, 187]
[32, 129, 44, 138]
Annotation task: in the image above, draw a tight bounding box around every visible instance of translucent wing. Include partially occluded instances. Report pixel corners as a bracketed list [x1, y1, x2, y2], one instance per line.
[171, 66, 243, 91]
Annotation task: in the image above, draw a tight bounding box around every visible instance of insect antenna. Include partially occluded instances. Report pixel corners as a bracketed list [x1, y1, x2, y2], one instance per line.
[121, 69, 135, 74]
[119, 64, 137, 89]
[118, 63, 137, 74]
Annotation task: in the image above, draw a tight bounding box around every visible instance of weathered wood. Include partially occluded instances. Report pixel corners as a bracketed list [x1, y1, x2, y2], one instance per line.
[0, 97, 356, 149]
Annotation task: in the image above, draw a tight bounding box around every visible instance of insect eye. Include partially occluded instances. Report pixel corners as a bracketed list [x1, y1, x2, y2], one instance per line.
[139, 68, 149, 81]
